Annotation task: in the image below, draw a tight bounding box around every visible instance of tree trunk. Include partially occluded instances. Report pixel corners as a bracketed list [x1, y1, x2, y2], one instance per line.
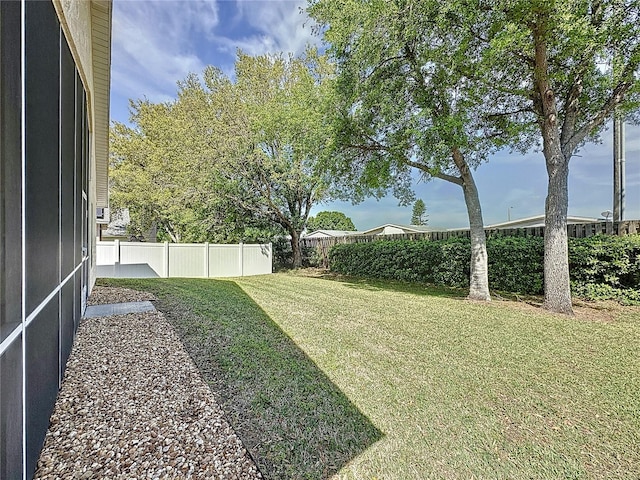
[453, 150, 491, 301]
[543, 157, 573, 314]
[538, 89, 573, 314]
[532, 16, 574, 315]
[290, 230, 303, 268]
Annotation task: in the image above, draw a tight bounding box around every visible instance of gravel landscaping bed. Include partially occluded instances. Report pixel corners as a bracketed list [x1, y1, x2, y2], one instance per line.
[34, 287, 262, 480]
[87, 286, 158, 306]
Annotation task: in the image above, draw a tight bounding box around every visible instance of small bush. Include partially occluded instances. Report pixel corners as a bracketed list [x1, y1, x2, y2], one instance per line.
[328, 234, 640, 303]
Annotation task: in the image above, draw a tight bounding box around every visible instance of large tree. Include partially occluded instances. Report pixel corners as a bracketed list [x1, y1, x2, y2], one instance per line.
[111, 50, 337, 257]
[110, 100, 214, 243]
[307, 211, 356, 231]
[459, 0, 640, 314]
[308, 0, 531, 301]
[214, 50, 336, 267]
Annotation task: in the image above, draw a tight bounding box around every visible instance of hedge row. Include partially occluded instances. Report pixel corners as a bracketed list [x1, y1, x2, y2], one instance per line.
[328, 235, 640, 303]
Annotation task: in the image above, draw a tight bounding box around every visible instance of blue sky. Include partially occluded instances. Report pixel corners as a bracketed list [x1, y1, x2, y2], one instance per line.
[110, 0, 640, 230]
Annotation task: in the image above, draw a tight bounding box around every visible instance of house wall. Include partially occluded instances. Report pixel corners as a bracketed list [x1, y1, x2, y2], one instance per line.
[0, 2, 111, 479]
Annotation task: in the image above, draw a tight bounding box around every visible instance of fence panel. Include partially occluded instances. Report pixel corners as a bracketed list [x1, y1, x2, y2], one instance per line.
[120, 243, 166, 277]
[96, 241, 115, 265]
[242, 244, 272, 276]
[96, 241, 272, 278]
[169, 244, 206, 278]
[209, 244, 241, 277]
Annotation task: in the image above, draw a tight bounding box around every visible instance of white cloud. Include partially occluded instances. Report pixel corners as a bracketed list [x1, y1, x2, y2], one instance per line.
[228, 0, 321, 56]
[111, 0, 322, 103]
[111, 0, 219, 101]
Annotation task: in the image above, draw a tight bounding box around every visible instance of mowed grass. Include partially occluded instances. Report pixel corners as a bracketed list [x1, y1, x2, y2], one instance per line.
[101, 273, 640, 479]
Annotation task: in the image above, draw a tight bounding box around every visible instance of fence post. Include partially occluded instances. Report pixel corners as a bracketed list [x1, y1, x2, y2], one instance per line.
[204, 242, 209, 278]
[606, 221, 613, 235]
[164, 241, 169, 278]
[114, 239, 120, 264]
[239, 241, 244, 277]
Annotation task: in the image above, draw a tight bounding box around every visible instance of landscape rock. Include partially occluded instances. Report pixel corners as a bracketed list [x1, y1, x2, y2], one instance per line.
[34, 287, 262, 480]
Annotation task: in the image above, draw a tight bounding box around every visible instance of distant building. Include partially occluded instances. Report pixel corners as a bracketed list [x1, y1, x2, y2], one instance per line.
[303, 229, 357, 239]
[486, 215, 599, 229]
[98, 207, 128, 240]
[303, 224, 440, 238]
[97, 208, 158, 242]
[355, 223, 438, 236]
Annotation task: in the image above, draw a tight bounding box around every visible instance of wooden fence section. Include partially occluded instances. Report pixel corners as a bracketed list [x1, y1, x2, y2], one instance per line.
[302, 220, 640, 268]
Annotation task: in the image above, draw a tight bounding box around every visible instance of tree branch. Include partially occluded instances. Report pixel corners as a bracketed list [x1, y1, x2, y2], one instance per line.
[406, 159, 464, 186]
[564, 44, 640, 154]
[366, 55, 407, 80]
[559, 2, 609, 148]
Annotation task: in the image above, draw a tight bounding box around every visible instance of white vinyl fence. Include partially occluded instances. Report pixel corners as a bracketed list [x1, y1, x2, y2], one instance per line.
[96, 241, 272, 278]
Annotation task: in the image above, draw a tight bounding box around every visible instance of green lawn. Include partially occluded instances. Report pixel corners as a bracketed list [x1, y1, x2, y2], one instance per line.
[99, 273, 640, 479]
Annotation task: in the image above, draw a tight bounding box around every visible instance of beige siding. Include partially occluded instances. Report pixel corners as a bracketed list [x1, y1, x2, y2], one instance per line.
[54, 0, 112, 289]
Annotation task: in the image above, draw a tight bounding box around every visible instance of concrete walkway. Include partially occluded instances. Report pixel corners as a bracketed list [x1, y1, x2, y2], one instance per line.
[83, 300, 156, 318]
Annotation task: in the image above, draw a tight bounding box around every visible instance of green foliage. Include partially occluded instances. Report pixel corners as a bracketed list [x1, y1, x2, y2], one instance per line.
[329, 235, 640, 303]
[307, 211, 356, 232]
[411, 199, 427, 225]
[329, 238, 470, 287]
[110, 102, 211, 243]
[451, 1, 640, 311]
[272, 237, 295, 270]
[486, 236, 545, 294]
[569, 235, 640, 304]
[309, 0, 640, 312]
[307, 0, 534, 201]
[110, 49, 337, 265]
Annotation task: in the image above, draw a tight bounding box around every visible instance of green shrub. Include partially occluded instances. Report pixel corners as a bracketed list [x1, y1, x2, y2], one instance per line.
[487, 236, 544, 294]
[328, 234, 640, 303]
[569, 234, 640, 304]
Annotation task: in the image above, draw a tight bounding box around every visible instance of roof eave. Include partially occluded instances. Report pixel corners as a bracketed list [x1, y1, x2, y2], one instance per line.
[91, 0, 112, 209]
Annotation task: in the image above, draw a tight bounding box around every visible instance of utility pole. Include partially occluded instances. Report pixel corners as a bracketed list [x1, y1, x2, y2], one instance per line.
[613, 111, 625, 222]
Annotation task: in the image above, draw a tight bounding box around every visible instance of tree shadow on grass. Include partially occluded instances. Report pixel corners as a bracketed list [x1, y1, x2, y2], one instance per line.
[303, 270, 468, 300]
[104, 278, 383, 480]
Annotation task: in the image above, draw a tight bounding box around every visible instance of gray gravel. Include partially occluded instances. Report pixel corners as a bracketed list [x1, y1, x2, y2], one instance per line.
[34, 287, 262, 480]
[87, 286, 158, 306]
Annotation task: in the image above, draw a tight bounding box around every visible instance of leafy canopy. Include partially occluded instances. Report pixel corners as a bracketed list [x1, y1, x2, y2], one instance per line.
[110, 48, 338, 262]
[411, 199, 428, 225]
[307, 211, 357, 232]
[308, 0, 534, 202]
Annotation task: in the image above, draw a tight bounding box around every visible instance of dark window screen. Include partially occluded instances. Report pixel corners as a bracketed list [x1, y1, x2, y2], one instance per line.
[25, 0, 61, 314]
[0, 0, 22, 341]
[1, 2, 24, 476]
